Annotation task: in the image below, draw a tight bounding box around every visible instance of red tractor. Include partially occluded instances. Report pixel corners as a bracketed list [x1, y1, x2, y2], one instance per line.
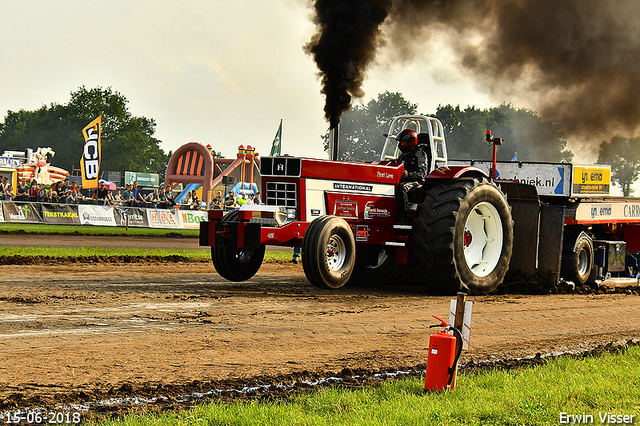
[200, 115, 515, 294]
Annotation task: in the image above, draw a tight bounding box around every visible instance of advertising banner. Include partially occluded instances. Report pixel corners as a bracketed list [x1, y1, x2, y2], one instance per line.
[42, 204, 80, 225]
[0, 202, 4, 222]
[78, 205, 116, 226]
[448, 160, 571, 197]
[113, 206, 149, 227]
[178, 210, 207, 229]
[147, 209, 180, 228]
[81, 116, 102, 189]
[124, 171, 160, 187]
[2, 202, 43, 223]
[572, 165, 611, 196]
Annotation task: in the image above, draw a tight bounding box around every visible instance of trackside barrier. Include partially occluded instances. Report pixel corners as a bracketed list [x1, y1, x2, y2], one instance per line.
[0, 201, 208, 229]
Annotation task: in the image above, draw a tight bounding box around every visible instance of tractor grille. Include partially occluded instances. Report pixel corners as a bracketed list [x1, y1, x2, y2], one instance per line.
[265, 182, 297, 208]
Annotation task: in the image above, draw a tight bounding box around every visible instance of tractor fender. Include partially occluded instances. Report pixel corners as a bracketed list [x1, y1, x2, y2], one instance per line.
[427, 165, 488, 180]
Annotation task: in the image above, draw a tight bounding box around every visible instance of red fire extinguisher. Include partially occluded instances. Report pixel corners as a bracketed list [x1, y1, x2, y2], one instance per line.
[424, 315, 463, 392]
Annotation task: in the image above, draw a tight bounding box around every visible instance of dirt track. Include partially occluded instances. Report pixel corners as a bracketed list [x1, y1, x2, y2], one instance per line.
[0, 233, 639, 414]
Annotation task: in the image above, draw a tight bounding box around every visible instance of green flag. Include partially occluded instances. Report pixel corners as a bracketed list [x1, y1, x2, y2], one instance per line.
[270, 119, 282, 156]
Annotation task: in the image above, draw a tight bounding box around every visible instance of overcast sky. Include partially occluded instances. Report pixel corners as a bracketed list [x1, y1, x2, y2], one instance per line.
[0, 0, 497, 161]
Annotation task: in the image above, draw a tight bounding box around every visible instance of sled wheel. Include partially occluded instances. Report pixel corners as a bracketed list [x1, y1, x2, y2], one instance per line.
[412, 178, 514, 295]
[561, 232, 593, 285]
[302, 215, 356, 289]
[348, 247, 396, 286]
[211, 211, 265, 282]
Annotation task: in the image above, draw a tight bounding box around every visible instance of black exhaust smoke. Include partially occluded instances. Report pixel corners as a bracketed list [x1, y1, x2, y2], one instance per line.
[304, 0, 390, 129]
[306, 0, 640, 141]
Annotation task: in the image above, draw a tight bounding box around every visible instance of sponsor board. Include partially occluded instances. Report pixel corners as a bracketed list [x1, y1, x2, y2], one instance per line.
[78, 205, 116, 226]
[42, 204, 80, 225]
[125, 171, 160, 187]
[572, 165, 611, 196]
[448, 160, 571, 197]
[179, 210, 207, 229]
[113, 206, 149, 227]
[147, 209, 180, 228]
[573, 201, 640, 223]
[1, 202, 43, 223]
[0, 204, 3, 222]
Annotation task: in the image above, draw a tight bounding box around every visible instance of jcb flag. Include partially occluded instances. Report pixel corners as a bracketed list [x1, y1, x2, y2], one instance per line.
[81, 116, 102, 189]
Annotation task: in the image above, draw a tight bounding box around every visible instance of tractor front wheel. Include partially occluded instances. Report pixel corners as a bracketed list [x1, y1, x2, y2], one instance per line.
[211, 211, 265, 282]
[302, 215, 356, 289]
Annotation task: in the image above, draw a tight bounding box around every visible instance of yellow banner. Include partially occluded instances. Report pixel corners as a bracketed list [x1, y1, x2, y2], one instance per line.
[80, 116, 102, 189]
[572, 165, 611, 196]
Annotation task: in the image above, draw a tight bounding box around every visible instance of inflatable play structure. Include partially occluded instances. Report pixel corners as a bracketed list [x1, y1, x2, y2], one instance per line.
[164, 143, 260, 205]
[0, 147, 69, 187]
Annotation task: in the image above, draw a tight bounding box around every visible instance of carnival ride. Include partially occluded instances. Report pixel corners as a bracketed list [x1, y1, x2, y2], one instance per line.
[165, 143, 260, 206]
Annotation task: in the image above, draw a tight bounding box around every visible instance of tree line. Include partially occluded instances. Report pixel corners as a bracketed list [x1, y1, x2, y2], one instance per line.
[0, 86, 169, 179]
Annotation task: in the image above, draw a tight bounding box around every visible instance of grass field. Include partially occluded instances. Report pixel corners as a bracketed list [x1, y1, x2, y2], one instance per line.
[85, 346, 640, 426]
[0, 223, 293, 262]
[0, 223, 199, 237]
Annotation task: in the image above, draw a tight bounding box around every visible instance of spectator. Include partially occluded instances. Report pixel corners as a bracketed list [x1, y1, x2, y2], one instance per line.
[28, 179, 38, 201]
[114, 190, 123, 206]
[131, 181, 145, 207]
[237, 192, 247, 206]
[47, 186, 59, 203]
[16, 178, 28, 201]
[4, 184, 14, 200]
[146, 188, 159, 208]
[255, 191, 262, 205]
[209, 191, 223, 209]
[121, 183, 133, 207]
[224, 191, 237, 209]
[38, 184, 47, 202]
[105, 190, 115, 206]
[66, 187, 79, 204]
[291, 246, 301, 264]
[0, 176, 7, 199]
[190, 189, 200, 210]
[165, 185, 175, 207]
[158, 187, 169, 209]
[59, 179, 69, 197]
[247, 193, 255, 205]
[95, 182, 109, 204]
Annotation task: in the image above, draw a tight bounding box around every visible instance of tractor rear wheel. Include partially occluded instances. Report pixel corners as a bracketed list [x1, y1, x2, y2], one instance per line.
[412, 178, 514, 295]
[302, 215, 356, 289]
[211, 211, 265, 282]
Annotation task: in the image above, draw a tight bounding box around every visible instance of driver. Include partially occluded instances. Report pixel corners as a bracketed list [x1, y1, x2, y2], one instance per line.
[396, 128, 428, 224]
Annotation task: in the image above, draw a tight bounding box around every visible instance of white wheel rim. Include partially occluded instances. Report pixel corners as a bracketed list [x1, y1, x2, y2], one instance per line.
[326, 234, 346, 271]
[462, 201, 503, 277]
[577, 248, 590, 276]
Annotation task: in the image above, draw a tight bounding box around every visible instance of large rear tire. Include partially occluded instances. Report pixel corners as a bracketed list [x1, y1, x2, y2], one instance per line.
[412, 178, 514, 295]
[302, 215, 356, 289]
[211, 211, 265, 282]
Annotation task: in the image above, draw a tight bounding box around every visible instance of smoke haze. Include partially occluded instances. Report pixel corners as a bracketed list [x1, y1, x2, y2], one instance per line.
[306, 0, 640, 140]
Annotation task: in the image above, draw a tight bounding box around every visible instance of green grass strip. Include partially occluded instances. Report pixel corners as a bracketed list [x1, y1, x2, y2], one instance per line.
[87, 346, 640, 426]
[0, 247, 293, 262]
[0, 223, 199, 237]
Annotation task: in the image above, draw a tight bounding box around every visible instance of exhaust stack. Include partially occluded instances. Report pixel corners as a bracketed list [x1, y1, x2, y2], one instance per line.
[329, 123, 340, 161]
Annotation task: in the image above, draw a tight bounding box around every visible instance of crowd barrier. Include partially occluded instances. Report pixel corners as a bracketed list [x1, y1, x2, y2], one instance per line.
[0, 201, 208, 229]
